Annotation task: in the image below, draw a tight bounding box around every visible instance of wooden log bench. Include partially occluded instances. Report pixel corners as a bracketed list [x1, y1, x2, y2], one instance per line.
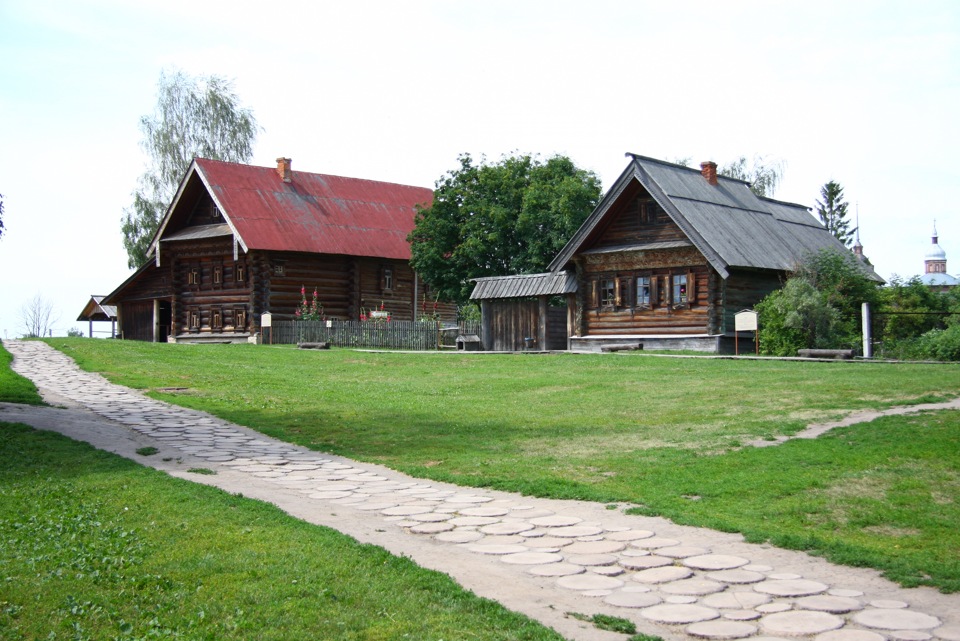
[797, 348, 853, 360]
[297, 342, 331, 350]
[601, 343, 644, 353]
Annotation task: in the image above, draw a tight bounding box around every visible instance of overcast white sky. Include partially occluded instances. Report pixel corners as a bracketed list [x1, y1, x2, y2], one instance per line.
[1, 1, 958, 337]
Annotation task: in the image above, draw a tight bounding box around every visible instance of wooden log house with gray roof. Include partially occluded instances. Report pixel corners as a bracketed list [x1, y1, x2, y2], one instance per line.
[104, 157, 455, 342]
[471, 153, 882, 353]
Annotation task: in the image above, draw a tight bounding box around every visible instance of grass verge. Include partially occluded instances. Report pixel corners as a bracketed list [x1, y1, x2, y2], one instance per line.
[35, 339, 960, 591]
[0, 421, 564, 640]
[0, 340, 43, 405]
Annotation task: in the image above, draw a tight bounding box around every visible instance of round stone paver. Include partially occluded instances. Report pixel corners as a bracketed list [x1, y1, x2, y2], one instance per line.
[620, 555, 674, 570]
[458, 506, 510, 517]
[479, 522, 534, 535]
[852, 609, 941, 631]
[631, 566, 694, 584]
[659, 545, 710, 559]
[448, 516, 500, 526]
[703, 592, 771, 610]
[760, 611, 844, 636]
[464, 544, 528, 555]
[523, 536, 572, 549]
[548, 525, 604, 538]
[755, 579, 830, 597]
[640, 603, 720, 624]
[723, 610, 761, 621]
[888, 632, 933, 641]
[706, 569, 766, 584]
[526, 563, 585, 577]
[795, 595, 863, 613]
[815, 631, 886, 641]
[565, 553, 618, 567]
[631, 536, 680, 549]
[605, 529, 655, 541]
[500, 551, 563, 565]
[683, 554, 751, 571]
[408, 522, 455, 534]
[563, 540, 625, 555]
[934, 625, 960, 641]
[555, 574, 624, 591]
[869, 599, 908, 609]
[686, 620, 757, 639]
[604, 591, 662, 608]
[528, 515, 582, 527]
[381, 505, 436, 516]
[660, 578, 727, 596]
[434, 530, 483, 543]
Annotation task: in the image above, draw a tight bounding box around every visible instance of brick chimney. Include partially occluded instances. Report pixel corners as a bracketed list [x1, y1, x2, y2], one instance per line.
[700, 161, 718, 186]
[276, 157, 292, 183]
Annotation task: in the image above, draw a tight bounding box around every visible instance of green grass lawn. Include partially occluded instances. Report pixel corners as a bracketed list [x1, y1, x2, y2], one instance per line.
[0, 340, 43, 405]
[24, 339, 960, 591]
[0, 422, 565, 640]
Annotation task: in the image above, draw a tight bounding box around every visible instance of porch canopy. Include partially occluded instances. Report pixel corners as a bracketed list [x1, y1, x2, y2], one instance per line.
[76, 295, 117, 338]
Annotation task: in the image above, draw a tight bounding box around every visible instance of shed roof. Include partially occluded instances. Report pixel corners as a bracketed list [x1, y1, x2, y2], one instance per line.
[470, 271, 578, 300]
[549, 154, 883, 282]
[76, 295, 117, 322]
[150, 158, 433, 261]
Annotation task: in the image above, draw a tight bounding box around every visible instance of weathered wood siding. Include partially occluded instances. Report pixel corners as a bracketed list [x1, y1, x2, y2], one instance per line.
[165, 237, 253, 336]
[147, 241, 457, 340]
[481, 299, 567, 351]
[718, 270, 784, 335]
[119, 301, 155, 342]
[113, 262, 173, 341]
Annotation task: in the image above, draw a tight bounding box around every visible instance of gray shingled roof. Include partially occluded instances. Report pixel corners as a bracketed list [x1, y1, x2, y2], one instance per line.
[470, 271, 577, 300]
[548, 154, 883, 282]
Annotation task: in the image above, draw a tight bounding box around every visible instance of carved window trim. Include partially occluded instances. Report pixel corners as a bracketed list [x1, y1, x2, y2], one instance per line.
[381, 266, 394, 293]
[235, 307, 247, 332]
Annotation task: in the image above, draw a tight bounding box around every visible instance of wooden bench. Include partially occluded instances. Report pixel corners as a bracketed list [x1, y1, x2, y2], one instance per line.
[601, 343, 644, 353]
[797, 348, 853, 360]
[297, 342, 331, 350]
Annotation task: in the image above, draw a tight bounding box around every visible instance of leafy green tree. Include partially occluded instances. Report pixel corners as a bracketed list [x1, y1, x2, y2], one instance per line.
[409, 153, 602, 304]
[121, 69, 259, 268]
[815, 181, 856, 247]
[719, 155, 784, 197]
[879, 276, 952, 342]
[756, 249, 881, 355]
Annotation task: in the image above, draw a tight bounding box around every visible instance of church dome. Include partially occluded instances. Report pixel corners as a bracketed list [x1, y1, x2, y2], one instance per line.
[925, 223, 947, 261]
[925, 243, 947, 261]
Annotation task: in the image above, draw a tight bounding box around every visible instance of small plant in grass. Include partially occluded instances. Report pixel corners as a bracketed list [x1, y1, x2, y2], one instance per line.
[187, 467, 215, 475]
[628, 635, 664, 641]
[568, 612, 636, 634]
[136, 446, 159, 456]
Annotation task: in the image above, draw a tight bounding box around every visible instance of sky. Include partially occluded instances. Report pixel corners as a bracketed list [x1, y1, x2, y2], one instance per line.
[1, 0, 958, 338]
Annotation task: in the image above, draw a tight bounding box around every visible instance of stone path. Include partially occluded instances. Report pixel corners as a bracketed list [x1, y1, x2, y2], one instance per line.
[4, 339, 960, 641]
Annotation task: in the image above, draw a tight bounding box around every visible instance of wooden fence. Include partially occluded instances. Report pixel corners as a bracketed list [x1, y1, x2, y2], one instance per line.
[270, 320, 483, 350]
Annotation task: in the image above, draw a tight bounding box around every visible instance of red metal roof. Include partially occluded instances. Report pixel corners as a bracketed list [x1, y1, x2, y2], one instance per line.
[194, 158, 433, 260]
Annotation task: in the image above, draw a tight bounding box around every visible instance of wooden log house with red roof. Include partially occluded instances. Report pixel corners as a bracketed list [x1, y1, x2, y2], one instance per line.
[104, 158, 454, 342]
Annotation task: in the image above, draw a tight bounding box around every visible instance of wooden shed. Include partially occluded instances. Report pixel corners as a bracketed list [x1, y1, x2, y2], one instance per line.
[469, 272, 576, 351]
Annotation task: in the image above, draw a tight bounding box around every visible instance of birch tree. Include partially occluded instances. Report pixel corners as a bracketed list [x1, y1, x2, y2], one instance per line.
[121, 70, 259, 268]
